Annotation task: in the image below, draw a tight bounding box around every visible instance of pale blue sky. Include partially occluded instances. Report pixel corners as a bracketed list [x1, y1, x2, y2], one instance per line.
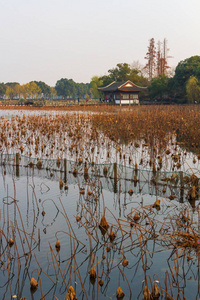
[0, 0, 200, 86]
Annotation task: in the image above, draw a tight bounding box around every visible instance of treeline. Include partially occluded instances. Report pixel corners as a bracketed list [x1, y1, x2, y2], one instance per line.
[90, 62, 149, 98]
[92, 56, 200, 104]
[0, 81, 57, 100]
[148, 56, 200, 103]
[1, 55, 200, 104]
[0, 79, 91, 101]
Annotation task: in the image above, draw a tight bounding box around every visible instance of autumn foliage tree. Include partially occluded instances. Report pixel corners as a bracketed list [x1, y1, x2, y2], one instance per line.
[156, 39, 171, 76]
[186, 76, 200, 103]
[145, 38, 171, 80]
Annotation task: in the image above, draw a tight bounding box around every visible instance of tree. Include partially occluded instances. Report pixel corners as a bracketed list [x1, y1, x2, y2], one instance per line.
[148, 75, 169, 101]
[5, 82, 20, 99]
[76, 83, 89, 98]
[99, 75, 113, 87]
[29, 82, 42, 99]
[144, 38, 156, 80]
[174, 56, 200, 85]
[0, 83, 6, 98]
[186, 76, 200, 103]
[20, 83, 30, 100]
[55, 78, 76, 98]
[156, 39, 171, 77]
[90, 76, 103, 98]
[96, 63, 149, 90]
[108, 63, 132, 81]
[50, 87, 57, 99]
[173, 56, 200, 99]
[33, 81, 51, 98]
[55, 79, 89, 99]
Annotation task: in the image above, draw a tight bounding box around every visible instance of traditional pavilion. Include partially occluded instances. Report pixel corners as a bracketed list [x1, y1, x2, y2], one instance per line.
[98, 80, 147, 105]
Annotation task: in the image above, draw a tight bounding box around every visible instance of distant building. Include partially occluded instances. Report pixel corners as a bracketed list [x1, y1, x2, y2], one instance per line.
[98, 80, 147, 105]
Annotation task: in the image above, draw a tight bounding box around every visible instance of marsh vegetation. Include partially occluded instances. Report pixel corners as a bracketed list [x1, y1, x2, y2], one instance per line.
[0, 105, 199, 300]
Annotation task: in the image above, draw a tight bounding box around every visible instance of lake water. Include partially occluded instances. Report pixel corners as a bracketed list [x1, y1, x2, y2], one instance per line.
[0, 109, 199, 300]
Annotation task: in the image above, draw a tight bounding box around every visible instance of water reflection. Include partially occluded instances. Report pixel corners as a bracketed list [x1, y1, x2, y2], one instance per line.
[0, 161, 199, 299]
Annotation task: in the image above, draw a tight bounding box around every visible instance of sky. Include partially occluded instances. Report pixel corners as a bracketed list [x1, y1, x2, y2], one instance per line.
[0, 0, 200, 86]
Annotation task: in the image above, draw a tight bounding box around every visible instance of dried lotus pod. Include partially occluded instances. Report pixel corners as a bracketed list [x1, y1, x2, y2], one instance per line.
[103, 166, 108, 176]
[109, 231, 116, 242]
[99, 216, 109, 232]
[80, 189, 85, 195]
[36, 160, 42, 169]
[152, 199, 160, 209]
[55, 240, 61, 250]
[30, 277, 38, 290]
[8, 238, 14, 247]
[122, 259, 129, 267]
[133, 213, 140, 222]
[72, 169, 77, 177]
[76, 216, 81, 222]
[168, 195, 176, 200]
[143, 286, 151, 300]
[59, 179, 64, 189]
[64, 286, 77, 300]
[89, 266, 96, 279]
[128, 189, 133, 196]
[116, 286, 125, 299]
[56, 158, 61, 168]
[151, 283, 160, 299]
[99, 279, 104, 286]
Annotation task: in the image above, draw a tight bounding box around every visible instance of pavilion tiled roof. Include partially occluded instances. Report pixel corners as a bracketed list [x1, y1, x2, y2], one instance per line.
[98, 81, 147, 92]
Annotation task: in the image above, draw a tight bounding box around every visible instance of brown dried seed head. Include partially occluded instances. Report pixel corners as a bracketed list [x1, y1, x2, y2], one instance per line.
[76, 216, 81, 222]
[152, 199, 160, 208]
[122, 259, 129, 267]
[30, 277, 38, 289]
[151, 283, 160, 298]
[80, 189, 85, 195]
[168, 195, 176, 200]
[72, 169, 77, 176]
[99, 279, 104, 286]
[8, 238, 14, 247]
[116, 286, 125, 299]
[89, 266, 96, 279]
[143, 286, 151, 300]
[59, 178, 63, 186]
[99, 216, 109, 231]
[109, 231, 116, 242]
[103, 166, 108, 176]
[128, 189, 133, 196]
[55, 240, 61, 249]
[133, 213, 140, 222]
[36, 160, 42, 169]
[65, 286, 77, 300]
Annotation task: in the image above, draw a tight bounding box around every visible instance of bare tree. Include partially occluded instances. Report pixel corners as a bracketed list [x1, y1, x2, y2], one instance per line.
[144, 38, 156, 80]
[156, 38, 172, 76]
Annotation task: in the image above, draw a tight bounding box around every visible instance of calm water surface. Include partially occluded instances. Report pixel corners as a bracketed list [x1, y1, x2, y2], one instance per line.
[0, 165, 199, 300]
